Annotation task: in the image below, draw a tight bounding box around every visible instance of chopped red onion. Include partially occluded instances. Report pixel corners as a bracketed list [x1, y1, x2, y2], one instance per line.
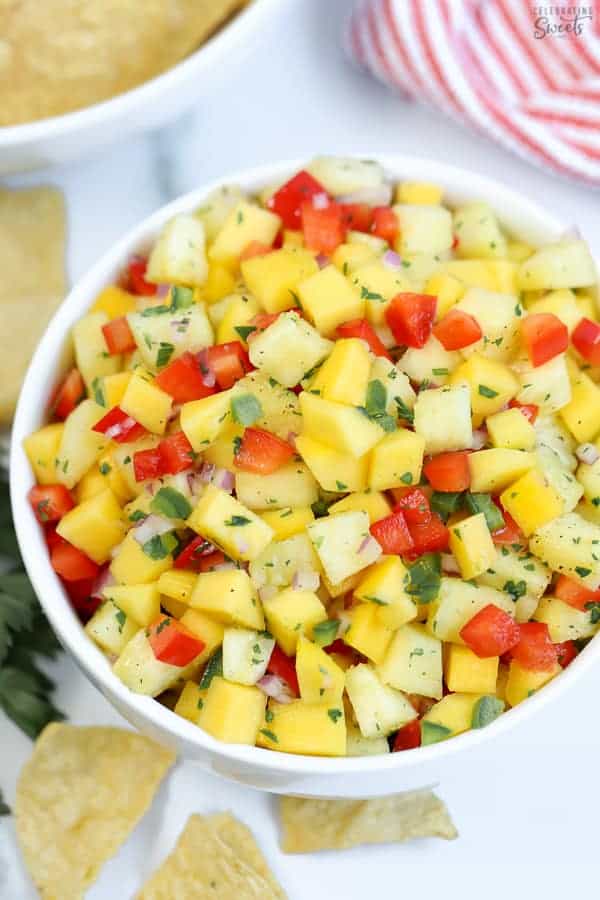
[156, 283, 171, 298]
[133, 514, 173, 545]
[199, 462, 216, 483]
[257, 674, 294, 704]
[292, 569, 320, 591]
[196, 349, 216, 388]
[312, 192, 330, 210]
[213, 468, 235, 492]
[338, 184, 392, 206]
[382, 249, 402, 270]
[286, 431, 298, 449]
[212, 560, 238, 573]
[167, 403, 182, 422]
[471, 429, 487, 450]
[576, 442, 600, 465]
[316, 253, 330, 269]
[441, 554, 461, 575]
[90, 566, 116, 600]
[358, 534, 378, 554]
[235, 539, 249, 555]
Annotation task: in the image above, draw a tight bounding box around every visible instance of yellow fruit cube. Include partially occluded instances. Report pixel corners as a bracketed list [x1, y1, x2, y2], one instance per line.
[413, 384, 472, 454]
[378, 623, 443, 699]
[216, 293, 261, 344]
[55, 399, 108, 489]
[500, 469, 564, 536]
[295, 434, 369, 493]
[486, 407, 537, 451]
[468, 449, 536, 494]
[533, 595, 597, 642]
[485, 261, 518, 295]
[90, 285, 137, 318]
[354, 556, 416, 629]
[428, 578, 514, 644]
[235, 462, 319, 511]
[241, 248, 318, 313]
[85, 601, 138, 656]
[23, 423, 64, 485]
[262, 588, 327, 655]
[72, 312, 121, 392]
[343, 603, 393, 664]
[259, 506, 315, 541]
[368, 428, 425, 491]
[209, 202, 281, 269]
[110, 532, 173, 584]
[174, 681, 206, 724]
[198, 677, 266, 744]
[449, 513, 496, 580]
[396, 181, 443, 205]
[348, 262, 411, 326]
[320, 571, 362, 599]
[297, 265, 364, 336]
[98, 450, 133, 503]
[146, 214, 208, 286]
[560, 366, 600, 443]
[529, 512, 600, 592]
[296, 635, 345, 704]
[256, 700, 346, 756]
[102, 372, 132, 409]
[201, 262, 237, 304]
[282, 229, 304, 249]
[248, 310, 332, 387]
[103, 583, 161, 628]
[187, 485, 274, 562]
[505, 660, 560, 707]
[578, 459, 600, 508]
[444, 645, 498, 694]
[450, 354, 519, 425]
[75, 466, 106, 503]
[328, 490, 391, 524]
[179, 609, 225, 666]
[57, 489, 125, 564]
[120, 369, 172, 435]
[308, 510, 381, 585]
[528, 288, 582, 334]
[425, 272, 464, 319]
[299, 391, 383, 458]
[421, 693, 480, 739]
[331, 242, 377, 274]
[440, 260, 497, 292]
[310, 338, 371, 406]
[345, 663, 417, 738]
[157, 569, 197, 604]
[506, 241, 534, 263]
[180, 390, 232, 452]
[189, 569, 264, 631]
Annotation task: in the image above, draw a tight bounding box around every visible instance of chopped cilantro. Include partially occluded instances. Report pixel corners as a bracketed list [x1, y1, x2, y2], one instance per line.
[478, 384, 499, 399]
[150, 487, 192, 520]
[234, 325, 257, 342]
[327, 708, 343, 723]
[230, 393, 262, 426]
[224, 515, 251, 527]
[156, 342, 174, 368]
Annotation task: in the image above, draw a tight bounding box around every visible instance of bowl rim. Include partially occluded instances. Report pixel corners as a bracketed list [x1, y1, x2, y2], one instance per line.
[10, 153, 600, 777]
[0, 0, 279, 145]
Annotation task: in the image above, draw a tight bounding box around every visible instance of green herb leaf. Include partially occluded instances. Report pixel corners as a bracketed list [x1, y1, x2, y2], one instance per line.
[91, 377, 105, 407]
[199, 648, 223, 689]
[327, 708, 343, 723]
[156, 342, 175, 368]
[478, 384, 498, 399]
[312, 619, 339, 646]
[140, 304, 170, 317]
[170, 286, 194, 310]
[234, 325, 257, 342]
[404, 553, 441, 605]
[421, 720, 451, 745]
[142, 532, 177, 560]
[231, 393, 263, 426]
[395, 398, 414, 423]
[464, 493, 504, 532]
[150, 487, 192, 520]
[503, 579, 527, 601]
[430, 491, 463, 523]
[224, 515, 252, 527]
[471, 695, 504, 729]
[359, 380, 396, 432]
[575, 566, 592, 578]
[336, 481, 347, 492]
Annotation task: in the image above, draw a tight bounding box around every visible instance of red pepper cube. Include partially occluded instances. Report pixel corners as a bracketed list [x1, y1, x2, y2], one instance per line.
[521, 313, 568, 367]
[133, 447, 165, 483]
[406, 512, 449, 556]
[92, 406, 147, 443]
[155, 351, 216, 404]
[460, 604, 521, 658]
[555, 640, 578, 668]
[508, 399, 539, 424]
[267, 170, 329, 230]
[511, 622, 558, 672]
[554, 574, 600, 612]
[101, 316, 137, 355]
[234, 427, 295, 475]
[385, 292, 437, 349]
[126, 256, 156, 296]
[301, 201, 347, 256]
[392, 487, 431, 525]
[433, 309, 482, 351]
[572, 317, 600, 367]
[51, 542, 100, 582]
[336, 318, 392, 360]
[423, 451, 471, 492]
[174, 536, 221, 572]
[51, 368, 86, 420]
[369, 509, 414, 555]
[371, 206, 399, 244]
[148, 615, 205, 667]
[266, 644, 300, 697]
[158, 431, 196, 474]
[339, 203, 374, 233]
[28, 484, 74, 524]
[206, 341, 253, 390]
[392, 718, 421, 752]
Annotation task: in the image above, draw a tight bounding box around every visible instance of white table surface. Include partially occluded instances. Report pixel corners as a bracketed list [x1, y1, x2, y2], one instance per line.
[2, 0, 599, 896]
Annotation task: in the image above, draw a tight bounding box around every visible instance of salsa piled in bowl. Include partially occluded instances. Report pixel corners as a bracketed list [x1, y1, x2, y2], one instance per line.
[23, 157, 600, 757]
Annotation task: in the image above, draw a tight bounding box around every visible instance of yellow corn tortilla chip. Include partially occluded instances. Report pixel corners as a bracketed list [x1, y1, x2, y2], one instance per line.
[137, 812, 286, 899]
[0, 0, 248, 126]
[279, 790, 458, 853]
[15, 723, 176, 900]
[0, 186, 66, 423]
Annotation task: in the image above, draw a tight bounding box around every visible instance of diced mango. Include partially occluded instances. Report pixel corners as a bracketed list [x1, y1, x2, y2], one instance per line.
[85, 601, 138, 656]
[102, 372, 132, 409]
[421, 693, 480, 739]
[120, 369, 171, 435]
[296, 635, 345, 704]
[257, 700, 346, 756]
[378, 623, 443, 699]
[235, 462, 318, 511]
[198, 677, 266, 744]
[297, 265, 364, 336]
[55, 399, 108, 489]
[450, 355, 519, 426]
[216, 293, 261, 344]
[449, 513, 496, 580]
[468, 449, 535, 494]
[103, 583, 161, 628]
[90, 286, 137, 318]
[259, 506, 314, 540]
[559, 366, 600, 443]
[187, 484, 273, 562]
[241, 248, 318, 314]
[505, 660, 560, 706]
[500, 469, 564, 536]
[426, 272, 464, 319]
[57, 489, 125, 564]
[486, 407, 537, 451]
[396, 181, 443, 205]
[354, 556, 416, 629]
[444, 645, 498, 694]
[328, 490, 391, 524]
[157, 569, 197, 604]
[343, 603, 394, 664]
[368, 428, 425, 491]
[296, 434, 369, 493]
[23, 423, 64, 485]
[263, 588, 327, 655]
[72, 312, 120, 392]
[179, 609, 225, 666]
[201, 262, 237, 304]
[209, 202, 281, 269]
[110, 532, 173, 584]
[189, 569, 264, 631]
[174, 681, 207, 724]
[180, 390, 232, 452]
[310, 339, 371, 406]
[299, 391, 383, 458]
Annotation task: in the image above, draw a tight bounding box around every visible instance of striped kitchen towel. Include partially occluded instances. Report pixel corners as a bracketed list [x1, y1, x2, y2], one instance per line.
[345, 0, 600, 184]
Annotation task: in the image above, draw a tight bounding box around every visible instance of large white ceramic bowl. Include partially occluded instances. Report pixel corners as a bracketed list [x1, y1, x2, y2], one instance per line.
[10, 156, 600, 797]
[0, 0, 279, 175]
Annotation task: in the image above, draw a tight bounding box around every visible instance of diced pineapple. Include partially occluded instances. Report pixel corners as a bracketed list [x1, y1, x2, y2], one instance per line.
[439, 260, 497, 292]
[468, 449, 535, 493]
[307, 156, 384, 195]
[296, 635, 345, 704]
[195, 184, 246, 241]
[179, 609, 224, 665]
[487, 407, 537, 451]
[55, 400, 108, 489]
[310, 339, 371, 406]
[216, 293, 261, 344]
[90, 285, 137, 318]
[347, 262, 411, 326]
[507, 241, 534, 264]
[534, 595, 598, 642]
[343, 603, 394, 664]
[486, 260, 519, 295]
[345, 664, 416, 738]
[444, 645, 498, 694]
[56, 489, 125, 564]
[146, 216, 208, 287]
[113, 630, 189, 696]
[198, 677, 266, 744]
[85, 601, 138, 655]
[257, 700, 347, 756]
[97, 449, 133, 503]
[282, 229, 304, 249]
[476, 547, 551, 605]
[530, 512, 600, 590]
[535, 414, 578, 471]
[222, 628, 275, 685]
[505, 660, 561, 706]
[203, 423, 243, 469]
[369, 357, 416, 417]
[157, 569, 197, 604]
[399, 335, 461, 387]
[23, 423, 63, 485]
[517, 240, 597, 291]
[500, 469, 564, 536]
[249, 532, 320, 592]
[396, 181, 443, 205]
[201, 262, 238, 304]
[453, 203, 507, 259]
[421, 693, 480, 739]
[308, 510, 381, 585]
[72, 312, 120, 392]
[449, 513, 496, 579]
[259, 506, 315, 541]
[368, 428, 425, 491]
[209, 202, 281, 268]
[173, 681, 206, 724]
[110, 532, 173, 584]
[235, 462, 319, 511]
[354, 556, 416, 628]
[393, 204, 453, 257]
[297, 266, 364, 336]
[296, 434, 369, 493]
[103, 583, 161, 628]
[332, 242, 377, 275]
[428, 578, 515, 643]
[413, 384, 472, 454]
[120, 369, 171, 435]
[321, 571, 362, 599]
[241, 248, 318, 313]
[248, 310, 332, 387]
[378, 623, 443, 699]
[456, 290, 520, 362]
[346, 722, 390, 756]
[450, 355, 519, 426]
[187, 485, 273, 562]
[263, 588, 327, 655]
[300, 391, 384, 457]
[189, 568, 264, 630]
[515, 353, 571, 413]
[528, 289, 583, 334]
[559, 365, 600, 443]
[232, 371, 302, 439]
[425, 272, 464, 319]
[577, 458, 600, 508]
[329, 490, 391, 524]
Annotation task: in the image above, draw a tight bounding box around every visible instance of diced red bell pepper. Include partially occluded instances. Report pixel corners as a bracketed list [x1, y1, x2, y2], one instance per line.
[452, 234, 460, 251]
[64, 578, 102, 621]
[460, 604, 521, 658]
[101, 316, 137, 355]
[234, 427, 295, 475]
[423, 451, 471, 492]
[491, 505, 524, 546]
[133, 447, 165, 482]
[266, 644, 299, 697]
[45, 524, 67, 552]
[521, 313, 568, 367]
[51, 368, 86, 420]
[385, 292, 437, 349]
[174, 536, 222, 572]
[371, 206, 399, 244]
[340, 203, 373, 233]
[51, 542, 100, 582]
[392, 487, 431, 525]
[155, 351, 216, 404]
[158, 431, 195, 474]
[147, 614, 205, 667]
[392, 718, 421, 752]
[512, 622, 558, 671]
[508, 399, 539, 424]
[206, 341, 253, 390]
[126, 256, 156, 296]
[554, 574, 600, 612]
[239, 241, 272, 262]
[28, 484, 74, 524]
[267, 170, 329, 230]
[301, 201, 347, 256]
[406, 512, 449, 556]
[555, 640, 578, 668]
[247, 312, 281, 338]
[336, 318, 392, 360]
[370, 509, 414, 554]
[92, 406, 147, 443]
[572, 317, 600, 366]
[433, 309, 482, 351]
[324, 638, 357, 659]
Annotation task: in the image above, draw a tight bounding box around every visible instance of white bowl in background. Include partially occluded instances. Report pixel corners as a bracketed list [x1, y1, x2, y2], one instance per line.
[10, 156, 599, 797]
[0, 0, 279, 175]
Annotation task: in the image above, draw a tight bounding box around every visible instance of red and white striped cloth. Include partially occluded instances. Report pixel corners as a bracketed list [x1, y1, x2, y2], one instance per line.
[345, 0, 600, 184]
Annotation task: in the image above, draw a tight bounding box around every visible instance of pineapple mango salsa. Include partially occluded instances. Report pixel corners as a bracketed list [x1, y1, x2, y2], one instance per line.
[24, 157, 600, 758]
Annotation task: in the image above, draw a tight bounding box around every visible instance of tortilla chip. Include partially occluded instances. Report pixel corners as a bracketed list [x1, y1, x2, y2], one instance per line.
[0, 186, 66, 422]
[137, 812, 286, 899]
[15, 723, 176, 900]
[0, 1, 247, 126]
[279, 790, 458, 853]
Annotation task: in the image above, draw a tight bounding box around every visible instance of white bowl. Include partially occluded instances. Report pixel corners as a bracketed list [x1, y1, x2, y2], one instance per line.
[10, 156, 599, 797]
[0, 0, 278, 175]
